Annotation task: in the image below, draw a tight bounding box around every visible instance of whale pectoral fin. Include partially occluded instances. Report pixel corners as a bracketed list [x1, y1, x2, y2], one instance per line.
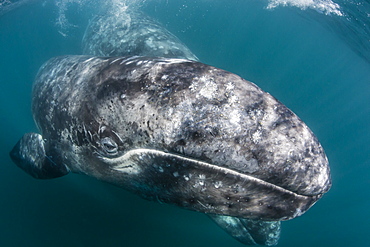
[208, 214, 280, 246]
[10, 133, 69, 179]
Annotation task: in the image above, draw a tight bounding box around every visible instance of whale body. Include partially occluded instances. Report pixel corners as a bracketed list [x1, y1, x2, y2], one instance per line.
[10, 55, 331, 219]
[10, 8, 331, 246]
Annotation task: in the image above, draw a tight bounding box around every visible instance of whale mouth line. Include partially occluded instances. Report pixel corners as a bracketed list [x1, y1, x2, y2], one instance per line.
[103, 148, 315, 200]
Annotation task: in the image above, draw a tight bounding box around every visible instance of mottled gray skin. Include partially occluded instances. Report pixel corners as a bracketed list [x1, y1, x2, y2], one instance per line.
[82, 10, 198, 61]
[10, 55, 330, 222]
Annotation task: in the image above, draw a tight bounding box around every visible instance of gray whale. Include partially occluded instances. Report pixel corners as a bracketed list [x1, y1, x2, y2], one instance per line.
[10, 8, 331, 247]
[10, 55, 330, 219]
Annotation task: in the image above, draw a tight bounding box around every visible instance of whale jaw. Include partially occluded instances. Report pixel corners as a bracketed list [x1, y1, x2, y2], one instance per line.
[99, 148, 322, 221]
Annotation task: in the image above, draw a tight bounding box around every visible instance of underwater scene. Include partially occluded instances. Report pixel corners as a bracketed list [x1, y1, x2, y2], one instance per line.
[0, 0, 369, 246]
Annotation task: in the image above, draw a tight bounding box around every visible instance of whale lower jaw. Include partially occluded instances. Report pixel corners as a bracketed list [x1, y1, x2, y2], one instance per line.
[98, 148, 320, 221]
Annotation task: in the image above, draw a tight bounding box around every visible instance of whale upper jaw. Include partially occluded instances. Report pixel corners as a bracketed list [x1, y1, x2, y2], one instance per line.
[98, 148, 322, 221]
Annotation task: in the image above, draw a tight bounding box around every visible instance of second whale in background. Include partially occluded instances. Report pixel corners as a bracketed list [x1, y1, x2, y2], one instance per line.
[82, 8, 198, 61]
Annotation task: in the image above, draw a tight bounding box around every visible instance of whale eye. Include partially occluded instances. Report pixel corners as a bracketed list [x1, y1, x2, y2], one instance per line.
[100, 137, 118, 155]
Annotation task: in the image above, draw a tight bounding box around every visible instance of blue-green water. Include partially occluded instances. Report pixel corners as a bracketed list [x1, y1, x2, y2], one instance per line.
[0, 0, 369, 246]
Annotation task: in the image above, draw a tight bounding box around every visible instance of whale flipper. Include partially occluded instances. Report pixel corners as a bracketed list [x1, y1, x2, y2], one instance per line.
[10, 133, 69, 179]
[209, 214, 280, 246]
